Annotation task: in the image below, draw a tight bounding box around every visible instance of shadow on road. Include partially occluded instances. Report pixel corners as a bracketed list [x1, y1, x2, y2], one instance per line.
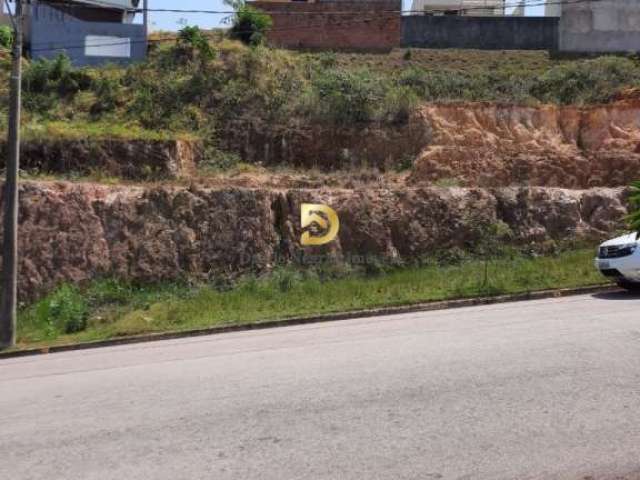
[592, 290, 640, 301]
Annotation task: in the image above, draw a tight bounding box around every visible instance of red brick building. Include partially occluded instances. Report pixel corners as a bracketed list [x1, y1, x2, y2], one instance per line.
[250, 0, 401, 52]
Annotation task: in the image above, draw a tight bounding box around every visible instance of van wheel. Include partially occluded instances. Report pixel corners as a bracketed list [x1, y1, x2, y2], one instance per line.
[617, 280, 640, 292]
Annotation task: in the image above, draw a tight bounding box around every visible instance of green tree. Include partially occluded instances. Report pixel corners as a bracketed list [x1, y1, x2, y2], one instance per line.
[228, 5, 272, 46]
[629, 181, 640, 233]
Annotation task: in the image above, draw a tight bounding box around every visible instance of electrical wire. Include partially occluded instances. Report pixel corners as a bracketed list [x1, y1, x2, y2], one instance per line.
[4, 0, 600, 16]
[2, 0, 604, 55]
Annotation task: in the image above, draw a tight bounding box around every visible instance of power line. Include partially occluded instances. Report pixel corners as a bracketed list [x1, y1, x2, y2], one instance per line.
[14, 0, 603, 55]
[7, 0, 600, 16]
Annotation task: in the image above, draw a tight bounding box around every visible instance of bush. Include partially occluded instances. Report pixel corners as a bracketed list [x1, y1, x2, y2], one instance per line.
[23, 54, 92, 113]
[396, 58, 640, 105]
[127, 72, 192, 129]
[32, 284, 89, 335]
[228, 5, 273, 46]
[0, 25, 12, 50]
[628, 181, 640, 233]
[308, 68, 383, 124]
[199, 147, 241, 172]
[90, 75, 122, 113]
[316, 51, 338, 69]
[531, 56, 640, 104]
[177, 25, 214, 61]
[379, 85, 419, 124]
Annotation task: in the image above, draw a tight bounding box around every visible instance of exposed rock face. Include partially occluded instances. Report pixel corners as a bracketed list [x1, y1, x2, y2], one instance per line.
[409, 101, 640, 187]
[3, 181, 630, 300]
[0, 139, 200, 180]
[221, 118, 431, 171]
[6, 182, 278, 301]
[223, 101, 640, 186]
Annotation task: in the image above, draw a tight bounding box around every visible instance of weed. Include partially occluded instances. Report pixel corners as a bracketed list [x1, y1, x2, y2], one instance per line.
[24, 284, 89, 338]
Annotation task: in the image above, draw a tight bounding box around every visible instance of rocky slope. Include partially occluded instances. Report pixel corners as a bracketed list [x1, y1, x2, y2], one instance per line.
[215, 98, 640, 189]
[221, 118, 431, 171]
[410, 99, 640, 188]
[5, 181, 629, 300]
[0, 139, 200, 180]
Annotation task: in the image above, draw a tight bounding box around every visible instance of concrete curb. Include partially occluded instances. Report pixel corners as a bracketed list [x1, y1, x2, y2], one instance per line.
[0, 284, 618, 360]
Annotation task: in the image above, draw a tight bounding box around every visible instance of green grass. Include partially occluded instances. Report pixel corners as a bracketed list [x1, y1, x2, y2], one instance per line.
[14, 248, 606, 350]
[20, 120, 194, 142]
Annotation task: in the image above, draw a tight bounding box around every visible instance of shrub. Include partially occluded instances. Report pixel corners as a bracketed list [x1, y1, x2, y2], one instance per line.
[90, 75, 122, 113]
[396, 59, 640, 105]
[32, 284, 89, 335]
[379, 85, 419, 124]
[127, 73, 190, 129]
[199, 147, 241, 172]
[228, 5, 273, 46]
[0, 25, 12, 50]
[531, 56, 640, 104]
[177, 25, 214, 60]
[397, 67, 482, 101]
[628, 181, 640, 233]
[308, 68, 383, 124]
[23, 54, 92, 113]
[315, 51, 338, 69]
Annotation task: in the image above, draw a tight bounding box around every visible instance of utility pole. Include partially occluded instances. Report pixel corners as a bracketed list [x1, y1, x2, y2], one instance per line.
[0, 0, 23, 349]
[143, 0, 148, 39]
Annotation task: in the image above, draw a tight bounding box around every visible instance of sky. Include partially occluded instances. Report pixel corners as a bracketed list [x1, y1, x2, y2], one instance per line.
[147, 0, 229, 31]
[146, 0, 546, 32]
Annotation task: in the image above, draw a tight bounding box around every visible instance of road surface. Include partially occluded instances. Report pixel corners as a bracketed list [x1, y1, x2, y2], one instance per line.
[2, 292, 640, 480]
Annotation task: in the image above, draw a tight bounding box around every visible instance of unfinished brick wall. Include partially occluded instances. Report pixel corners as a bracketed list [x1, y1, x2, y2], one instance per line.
[250, 0, 401, 52]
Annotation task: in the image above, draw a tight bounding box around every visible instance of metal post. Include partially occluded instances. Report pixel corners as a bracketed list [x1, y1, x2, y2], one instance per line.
[0, 0, 23, 349]
[143, 0, 148, 39]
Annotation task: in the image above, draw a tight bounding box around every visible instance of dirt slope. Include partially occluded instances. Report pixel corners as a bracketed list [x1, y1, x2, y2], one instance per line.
[410, 99, 640, 188]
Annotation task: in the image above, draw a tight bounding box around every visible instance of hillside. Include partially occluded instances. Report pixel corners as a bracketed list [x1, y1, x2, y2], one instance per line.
[1, 35, 640, 179]
[2, 35, 640, 346]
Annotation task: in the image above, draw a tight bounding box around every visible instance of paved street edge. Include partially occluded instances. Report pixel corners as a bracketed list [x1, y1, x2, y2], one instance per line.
[0, 284, 618, 359]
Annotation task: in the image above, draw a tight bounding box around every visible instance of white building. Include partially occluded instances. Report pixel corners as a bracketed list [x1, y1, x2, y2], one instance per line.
[409, 0, 505, 16]
[408, 0, 562, 17]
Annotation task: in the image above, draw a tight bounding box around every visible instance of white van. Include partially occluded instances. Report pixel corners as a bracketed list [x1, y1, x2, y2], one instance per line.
[595, 233, 640, 291]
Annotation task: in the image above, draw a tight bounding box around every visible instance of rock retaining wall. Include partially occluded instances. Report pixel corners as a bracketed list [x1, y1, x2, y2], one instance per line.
[3, 181, 630, 300]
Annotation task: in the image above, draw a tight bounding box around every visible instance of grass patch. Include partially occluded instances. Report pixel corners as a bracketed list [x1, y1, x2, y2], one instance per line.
[18, 279, 190, 345]
[20, 120, 193, 142]
[14, 248, 606, 350]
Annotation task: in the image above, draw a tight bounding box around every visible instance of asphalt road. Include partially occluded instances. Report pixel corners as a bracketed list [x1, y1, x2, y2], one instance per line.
[2, 292, 640, 480]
